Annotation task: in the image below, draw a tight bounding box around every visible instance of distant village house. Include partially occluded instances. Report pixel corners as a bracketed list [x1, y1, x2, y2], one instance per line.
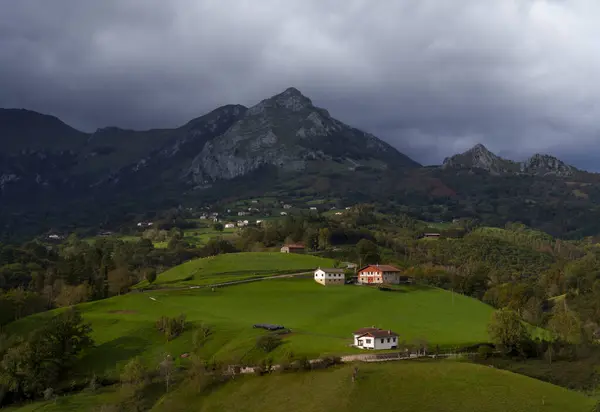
[314, 268, 345, 285]
[280, 243, 305, 254]
[421, 233, 441, 239]
[353, 327, 399, 350]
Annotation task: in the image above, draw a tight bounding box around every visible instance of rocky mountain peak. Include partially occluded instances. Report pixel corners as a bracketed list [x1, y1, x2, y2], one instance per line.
[442, 143, 511, 175]
[269, 86, 313, 112]
[521, 153, 576, 176]
[185, 87, 419, 184]
[443, 144, 578, 177]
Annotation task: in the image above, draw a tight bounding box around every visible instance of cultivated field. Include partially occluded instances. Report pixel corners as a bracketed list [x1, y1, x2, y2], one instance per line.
[142, 252, 337, 287]
[7, 277, 494, 380]
[8, 361, 594, 412]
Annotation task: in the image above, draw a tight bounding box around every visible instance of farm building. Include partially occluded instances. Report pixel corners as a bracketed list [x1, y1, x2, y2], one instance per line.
[314, 267, 345, 285]
[353, 327, 399, 350]
[224, 223, 235, 229]
[421, 233, 441, 239]
[280, 243, 305, 254]
[357, 264, 403, 285]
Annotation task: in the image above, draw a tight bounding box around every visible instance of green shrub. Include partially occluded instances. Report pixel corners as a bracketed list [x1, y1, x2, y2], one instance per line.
[155, 314, 186, 341]
[256, 334, 282, 353]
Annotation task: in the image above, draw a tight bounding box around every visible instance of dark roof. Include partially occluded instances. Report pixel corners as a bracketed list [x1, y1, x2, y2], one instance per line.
[354, 328, 399, 338]
[316, 268, 345, 274]
[358, 264, 401, 273]
[283, 243, 305, 248]
[364, 329, 399, 338]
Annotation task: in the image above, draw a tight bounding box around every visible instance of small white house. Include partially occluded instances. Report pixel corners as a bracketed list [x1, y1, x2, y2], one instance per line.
[353, 328, 399, 350]
[224, 223, 235, 229]
[280, 211, 288, 216]
[309, 207, 317, 211]
[314, 268, 345, 286]
[283, 204, 292, 209]
[238, 211, 247, 216]
[256, 220, 263, 224]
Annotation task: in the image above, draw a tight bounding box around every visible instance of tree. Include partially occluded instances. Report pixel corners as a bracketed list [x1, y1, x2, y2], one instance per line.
[0, 308, 93, 398]
[145, 269, 157, 284]
[487, 308, 528, 354]
[548, 301, 583, 345]
[356, 239, 380, 267]
[318, 228, 330, 250]
[158, 354, 175, 392]
[120, 357, 148, 387]
[107, 268, 134, 296]
[54, 283, 91, 307]
[156, 314, 186, 341]
[213, 222, 224, 232]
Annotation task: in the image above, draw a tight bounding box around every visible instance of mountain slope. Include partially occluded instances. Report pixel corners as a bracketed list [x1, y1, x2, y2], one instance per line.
[442, 143, 578, 177]
[0, 109, 86, 153]
[186, 87, 419, 186]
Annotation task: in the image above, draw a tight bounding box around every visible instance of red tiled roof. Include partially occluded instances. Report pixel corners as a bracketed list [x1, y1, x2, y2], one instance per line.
[362, 329, 398, 338]
[353, 327, 380, 335]
[358, 264, 401, 273]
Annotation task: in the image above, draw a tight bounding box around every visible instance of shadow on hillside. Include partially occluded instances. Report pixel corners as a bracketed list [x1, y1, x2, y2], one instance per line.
[79, 335, 152, 375]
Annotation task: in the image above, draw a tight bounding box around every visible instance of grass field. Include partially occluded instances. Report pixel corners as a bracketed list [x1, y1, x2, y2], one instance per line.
[7, 277, 494, 380]
[141, 252, 337, 287]
[9, 361, 594, 412]
[157, 361, 595, 412]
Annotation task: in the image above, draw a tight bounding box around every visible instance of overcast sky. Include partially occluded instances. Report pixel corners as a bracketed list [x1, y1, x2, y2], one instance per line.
[1, 0, 600, 168]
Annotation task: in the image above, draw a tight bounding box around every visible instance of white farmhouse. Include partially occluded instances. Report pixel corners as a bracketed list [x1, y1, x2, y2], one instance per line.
[224, 223, 235, 229]
[314, 267, 345, 286]
[353, 328, 399, 350]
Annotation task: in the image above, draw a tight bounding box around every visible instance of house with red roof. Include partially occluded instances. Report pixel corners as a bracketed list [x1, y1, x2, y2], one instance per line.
[352, 327, 399, 350]
[357, 264, 403, 285]
[280, 243, 305, 253]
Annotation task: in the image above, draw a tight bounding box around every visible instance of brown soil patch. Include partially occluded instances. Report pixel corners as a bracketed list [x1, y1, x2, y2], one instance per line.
[108, 310, 138, 315]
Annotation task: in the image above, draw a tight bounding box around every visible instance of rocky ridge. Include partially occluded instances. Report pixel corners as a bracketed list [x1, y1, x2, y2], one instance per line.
[442, 143, 578, 177]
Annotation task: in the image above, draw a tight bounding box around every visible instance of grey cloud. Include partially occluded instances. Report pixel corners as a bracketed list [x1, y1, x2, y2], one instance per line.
[1, 0, 600, 169]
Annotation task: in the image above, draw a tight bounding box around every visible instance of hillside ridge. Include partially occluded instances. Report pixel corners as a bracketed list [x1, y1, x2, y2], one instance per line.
[442, 143, 579, 177]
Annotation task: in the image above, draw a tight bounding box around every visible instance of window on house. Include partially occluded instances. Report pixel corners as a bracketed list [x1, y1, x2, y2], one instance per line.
[380, 339, 384, 343]
[387, 338, 390, 343]
[366, 339, 371, 344]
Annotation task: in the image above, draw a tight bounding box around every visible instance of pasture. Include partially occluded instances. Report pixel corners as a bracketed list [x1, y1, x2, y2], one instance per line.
[143, 252, 337, 287]
[159, 361, 594, 412]
[8, 361, 594, 412]
[7, 277, 494, 380]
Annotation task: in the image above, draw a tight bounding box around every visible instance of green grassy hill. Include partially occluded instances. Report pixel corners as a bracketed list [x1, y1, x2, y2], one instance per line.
[143, 252, 336, 287]
[7, 278, 494, 380]
[7, 361, 594, 412]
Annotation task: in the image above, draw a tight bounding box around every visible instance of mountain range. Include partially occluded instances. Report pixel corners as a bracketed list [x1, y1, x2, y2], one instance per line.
[2, 87, 600, 240]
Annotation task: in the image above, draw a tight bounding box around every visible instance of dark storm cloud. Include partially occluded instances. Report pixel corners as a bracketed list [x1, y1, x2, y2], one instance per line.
[1, 0, 600, 168]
